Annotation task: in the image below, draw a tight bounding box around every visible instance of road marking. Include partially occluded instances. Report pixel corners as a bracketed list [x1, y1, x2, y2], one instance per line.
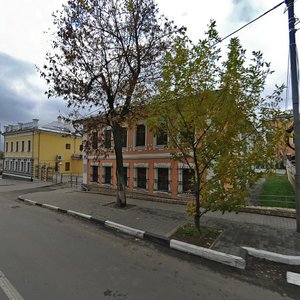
[0, 270, 24, 300]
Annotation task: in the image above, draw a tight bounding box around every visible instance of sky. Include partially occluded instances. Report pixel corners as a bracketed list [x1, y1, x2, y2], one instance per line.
[0, 0, 298, 131]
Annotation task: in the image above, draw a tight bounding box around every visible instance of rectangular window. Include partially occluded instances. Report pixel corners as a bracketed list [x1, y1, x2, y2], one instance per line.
[136, 124, 145, 147]
[91, 166, 98, 182]
[21, 141, 25, 152]
[66, 143, 71, 150]
[21, 162, 24, 172]
[121, 127, 127, 148]
[156, 131, 168, 146]
[137, 167, 147, 189]
[16, 141, 19, 152]
[92, 132, 98, 150]
[103, 166, 112, 184]
[27, 162, 31, 173]
[65, 162, 70, 171]
[10, 142, 13, 152]
[5, 142, 8, 152]
[157, 168, 169, 192]
[28, 140, 31, 152]
[104, 130, 112, 149]
[182, 169, 195, 193]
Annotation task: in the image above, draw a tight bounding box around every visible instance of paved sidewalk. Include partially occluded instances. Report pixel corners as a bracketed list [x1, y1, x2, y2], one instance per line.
[20, 188, 300, 257]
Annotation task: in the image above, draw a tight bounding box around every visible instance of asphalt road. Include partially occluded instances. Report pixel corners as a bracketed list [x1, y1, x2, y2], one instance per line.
[0, 180, 298, 299]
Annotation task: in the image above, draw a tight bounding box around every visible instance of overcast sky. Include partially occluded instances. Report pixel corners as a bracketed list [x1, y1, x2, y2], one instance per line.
[0, 0, 298, 130]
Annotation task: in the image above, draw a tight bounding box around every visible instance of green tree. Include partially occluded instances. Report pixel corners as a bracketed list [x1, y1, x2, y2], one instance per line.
[148, 21, 283, 231]
[40, 0, 180, 207]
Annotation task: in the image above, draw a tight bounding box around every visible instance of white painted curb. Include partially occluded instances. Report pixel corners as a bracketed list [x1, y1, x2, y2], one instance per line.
[287, 272, 300, 286]
[23, 199, 37, 205]
[105, 221, 145, 239]
[170, 239, 246, 269]
[42, 204, 59, 210]
[67, 210, 92, 220]
[242, 247, 300, 265]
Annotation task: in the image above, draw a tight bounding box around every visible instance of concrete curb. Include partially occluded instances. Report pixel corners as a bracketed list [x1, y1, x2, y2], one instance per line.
[286, 272, 300, 286]
[23, 195, 300, 270]
[242, 246, 300, 265]
[170, 239, 246, 269]
[105, 221, 145, 239]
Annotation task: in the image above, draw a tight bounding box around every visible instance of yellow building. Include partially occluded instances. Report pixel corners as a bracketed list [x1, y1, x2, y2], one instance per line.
[2, 117, 82, 180]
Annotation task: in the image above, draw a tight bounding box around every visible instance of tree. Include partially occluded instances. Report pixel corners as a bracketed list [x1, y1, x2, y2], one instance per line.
[148, 21, 283, 231]
[40, 0, 180, 207]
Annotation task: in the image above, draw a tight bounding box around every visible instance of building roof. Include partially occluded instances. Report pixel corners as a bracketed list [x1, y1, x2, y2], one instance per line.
[2, 117, 80, 136]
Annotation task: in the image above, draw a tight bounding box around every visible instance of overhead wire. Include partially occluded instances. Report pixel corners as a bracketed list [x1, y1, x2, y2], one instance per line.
[215, 1, 286, 46]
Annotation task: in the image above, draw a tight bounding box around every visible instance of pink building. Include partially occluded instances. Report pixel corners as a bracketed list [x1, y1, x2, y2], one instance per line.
[82, 120, 194, 200]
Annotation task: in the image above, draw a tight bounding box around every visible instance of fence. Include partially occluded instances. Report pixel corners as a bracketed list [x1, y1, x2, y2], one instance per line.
[52, 173, 83, 188]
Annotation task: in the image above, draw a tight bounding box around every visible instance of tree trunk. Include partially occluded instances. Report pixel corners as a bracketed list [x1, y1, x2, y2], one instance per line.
[112, 122, 126, 207]
[194, 177, 201, 232]
[194, 189, 201, 232]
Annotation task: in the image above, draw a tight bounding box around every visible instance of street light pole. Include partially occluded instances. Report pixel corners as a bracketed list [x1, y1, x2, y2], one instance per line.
[285, 0, 300, 232]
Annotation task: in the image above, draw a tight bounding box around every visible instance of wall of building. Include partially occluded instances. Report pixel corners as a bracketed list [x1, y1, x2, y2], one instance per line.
[85, 123, 194, 200]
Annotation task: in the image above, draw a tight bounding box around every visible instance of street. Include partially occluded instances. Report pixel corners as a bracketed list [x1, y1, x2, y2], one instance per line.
[0, 180, 298, 299]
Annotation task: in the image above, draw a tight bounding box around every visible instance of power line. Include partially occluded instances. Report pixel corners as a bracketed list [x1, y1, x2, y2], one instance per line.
[216, 1, 285, 45]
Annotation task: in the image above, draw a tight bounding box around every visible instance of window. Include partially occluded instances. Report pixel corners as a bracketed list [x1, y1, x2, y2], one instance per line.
[27, 162, 31, 173]
[5, 142, 8, 152]
[21, 162, 24, 172]
[121, 127, 127, 148]
[10, 142, 13, 152]
[16, 141, 19, 152]
[104, 130, 112, 149]
[28, 140, 31, 152]
[21, 141, 25, 152]
[92, 131, 98, 150]
[137, 167, 147, 189]
[91, 166, 98, 182]
[79, 144, 83, 151]
[15, 161, 18, 171]
[157, 168, 169, 192]
[182, 169, 195, 193]
[103, 166, 112, 184]
[66, 143, 71, 150]
[136, 124, 146, 147]
[156, 131, 168, 146]
[65, 162, 70, 171]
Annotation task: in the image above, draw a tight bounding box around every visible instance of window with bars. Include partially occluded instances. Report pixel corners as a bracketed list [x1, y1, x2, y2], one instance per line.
[103, 166, 112, 184]
[136, 167, 147, 189]
[182, 169, 195, 193]
[91, 166, 98, 182]
[156, 168, 169, 192]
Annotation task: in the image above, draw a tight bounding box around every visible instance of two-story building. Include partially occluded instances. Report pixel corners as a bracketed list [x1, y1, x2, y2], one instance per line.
[82, 118, 194, 200]
[2, 117, 83, 180]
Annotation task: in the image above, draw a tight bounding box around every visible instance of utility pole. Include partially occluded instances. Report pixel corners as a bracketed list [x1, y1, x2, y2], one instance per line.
[286, 0, 300, 232]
